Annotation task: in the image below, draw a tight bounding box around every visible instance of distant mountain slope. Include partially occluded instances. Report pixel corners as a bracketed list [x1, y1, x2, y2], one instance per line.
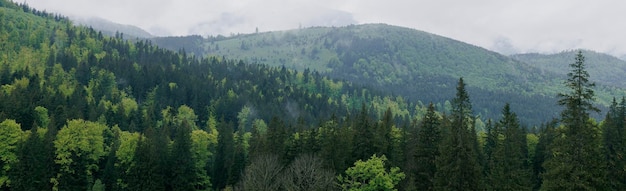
[153, 24, 618, 124]
[511, 50, 626, 88]
[73, 17, 153, 39]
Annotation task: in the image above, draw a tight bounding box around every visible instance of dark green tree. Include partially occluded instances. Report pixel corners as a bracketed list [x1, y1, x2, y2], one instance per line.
[486, 103, 531, 190]
[602, 97, 626, 190]
[127, 127, 166, 191]
[414, 103, 441, 191]
[433, 78, 483, 190]
[9, 126, 55, 191]
[169, 121, 197, 191]
[541, 50, 606, 190]
[532, 119, 558, 190]
[352, 103, 375, 162]
[213, 120, 235, 190]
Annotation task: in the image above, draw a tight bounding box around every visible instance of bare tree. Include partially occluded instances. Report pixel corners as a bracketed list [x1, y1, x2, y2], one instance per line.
[237, 154, 283, 191]
[281, 154, 336, 191]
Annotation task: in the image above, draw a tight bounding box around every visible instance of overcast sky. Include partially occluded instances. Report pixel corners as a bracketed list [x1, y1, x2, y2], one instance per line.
[27, 0, 626, 56]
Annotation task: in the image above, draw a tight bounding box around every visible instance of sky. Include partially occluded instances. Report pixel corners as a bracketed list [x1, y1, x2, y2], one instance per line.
[27, 0, 626, 57]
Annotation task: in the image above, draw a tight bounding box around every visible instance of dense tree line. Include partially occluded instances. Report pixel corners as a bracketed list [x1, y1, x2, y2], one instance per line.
[1, 1, 625, 190]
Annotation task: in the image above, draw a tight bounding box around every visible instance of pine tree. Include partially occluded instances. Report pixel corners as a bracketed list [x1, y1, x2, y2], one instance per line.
[169, 121, 197, 191]
[414, 103, 441, 191]
[10, 126, 53, 191]
[352, 103, 375, 162]
[433, 78, 483, 190]
[532, 119, 558, 190]
[602, 97, 626, 190]
[541, 50, 606, 190]
[213, 120, 235, 190]
[486, 103, 531, 190]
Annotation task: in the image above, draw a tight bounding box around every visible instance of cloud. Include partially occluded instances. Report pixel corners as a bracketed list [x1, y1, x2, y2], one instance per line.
[26, 0, 626, 56]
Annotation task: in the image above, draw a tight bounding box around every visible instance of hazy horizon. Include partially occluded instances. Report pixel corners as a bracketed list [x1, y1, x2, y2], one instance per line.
[27, 0, 626, 57]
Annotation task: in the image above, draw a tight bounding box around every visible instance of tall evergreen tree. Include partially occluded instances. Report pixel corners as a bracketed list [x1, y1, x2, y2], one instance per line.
[352, 103, 375, 162]
[213, 120, 235, 190]
[10, 126, 54, 191]
[541, 50, 606, 190]
[414, 103, 441, 191]
[127, 127, 166, 191]
[486, 103, 531, 190]
[169, 121, 197, 191]
[532, 119, 558, 190]
[602, 97, 626, 190]
[433, 78, 483, 190]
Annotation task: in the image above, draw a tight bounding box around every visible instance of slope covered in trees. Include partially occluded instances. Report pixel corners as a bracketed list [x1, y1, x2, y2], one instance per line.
[2, 1, 626, 191]
[150, 24, 624, 125]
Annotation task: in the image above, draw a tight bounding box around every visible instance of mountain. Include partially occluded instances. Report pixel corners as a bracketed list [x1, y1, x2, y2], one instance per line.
[73, 16, 154, 39]
[511, 50, 626, 88]
[150, 24, 625, 125]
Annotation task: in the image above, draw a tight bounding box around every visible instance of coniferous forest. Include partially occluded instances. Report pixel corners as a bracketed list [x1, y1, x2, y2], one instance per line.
[0, 1, 625, 190]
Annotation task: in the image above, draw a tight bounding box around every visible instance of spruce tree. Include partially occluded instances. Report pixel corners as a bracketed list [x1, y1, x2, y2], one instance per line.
[531, 119, 558, 190]
[169, 121, 197, 191]
[602, 97, 626, 190]
[414, 103, 441, 191]
[352, 103, 375, 162]
[213, 120, 235, 190]
[434, 78, 483, 190]
[541, 50, 606, 190]
[486, 103, 531, 190]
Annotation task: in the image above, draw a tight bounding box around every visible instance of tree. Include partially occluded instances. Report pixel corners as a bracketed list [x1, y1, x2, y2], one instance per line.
[169, 121, 197, 191]
[486, 103, 531, 190]
[541, 50, 606, 190]
[433, 78, 483, 190]
[10, 126, 56, 191]
[531, 119, 558, 190]
[281, 154, 336, 191]
[237, 154, 284, 191]
[191, 129, 217, 190]
[53, 119, 108, 191]
[352, 104, 375, 162]
[338, 154, 405, 191]
[0, 119, 22, 189]
[602, 97, 626, 190]
[412, 103, 440, 191]
[213, 120, 235, 190]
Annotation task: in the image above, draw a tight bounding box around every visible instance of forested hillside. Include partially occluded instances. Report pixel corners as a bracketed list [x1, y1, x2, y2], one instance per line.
[512, 50, 626, 88]
[1, 1, 626, 191]
[150, 24, 625, 125]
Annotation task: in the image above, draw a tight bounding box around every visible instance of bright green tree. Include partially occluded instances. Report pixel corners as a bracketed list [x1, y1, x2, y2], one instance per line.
[541, 50, 606, 190]
[0, 119, 22, 189]
[433, 78, 483, 190]
[53, 119, 108, 191]
[338, 154, 405, 191]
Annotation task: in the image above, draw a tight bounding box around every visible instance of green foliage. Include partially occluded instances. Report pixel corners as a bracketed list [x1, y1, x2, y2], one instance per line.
[53, 119, 108, 191]
[434, 78, 483, 191]
[3, 2, 626, 191]
[413, 103, 441, 191]
[338, 154, 405, 191]
[485, 103, 532, 190]
[603, 98, 626, 189]
[170, 121, 197, 191]
[541, 51, 607, 190]
[0, 119, 22, 188]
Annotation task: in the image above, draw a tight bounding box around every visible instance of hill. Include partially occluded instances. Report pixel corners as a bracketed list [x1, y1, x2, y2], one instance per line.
[511, 50, 626, 88]
[72, 16, 154, 39]
[150, 24, 626, 124]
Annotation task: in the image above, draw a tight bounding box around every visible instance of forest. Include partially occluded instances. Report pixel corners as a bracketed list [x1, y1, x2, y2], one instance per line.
[0, 1, 625, 190]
